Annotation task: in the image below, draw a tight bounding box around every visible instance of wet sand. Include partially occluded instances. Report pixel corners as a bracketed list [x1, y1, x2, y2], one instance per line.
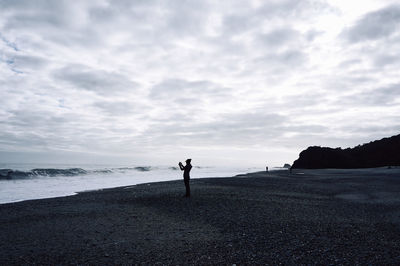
[1, 168, 400, 265]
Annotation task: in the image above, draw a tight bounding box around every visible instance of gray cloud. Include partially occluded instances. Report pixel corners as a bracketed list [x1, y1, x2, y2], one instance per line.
[11, 54, 48, 71]
[53, 64, 139, 95]
[328, 83, 400, 109]
[350, 84, 400, 106]
[256, 28, 302, 48]
[280, 92, 328, 109]
[373, 53, 400, 68]
[149, 79, 233, 114]
[220, 0, 335, 37]
[256, 0, 337, 20]
[141, 110, 331, 151]
[151, 79, 228, 98]
[254, 49, 307, 69]
[343, 4, 400, 42]
[341, 123, 400, 135]
[93, 100, 149, 116]
[142, 112, 289, 147]
[1, 0, 74, 30]
[338, 59, 363, 68]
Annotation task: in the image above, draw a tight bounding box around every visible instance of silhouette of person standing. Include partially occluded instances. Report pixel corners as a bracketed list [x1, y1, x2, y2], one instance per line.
[179, 159, 192, 197]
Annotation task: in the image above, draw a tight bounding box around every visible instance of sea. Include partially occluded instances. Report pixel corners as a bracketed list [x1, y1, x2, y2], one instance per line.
[0, 163, 272, 204]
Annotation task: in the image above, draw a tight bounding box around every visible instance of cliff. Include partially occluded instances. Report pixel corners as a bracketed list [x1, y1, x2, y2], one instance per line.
[292, 134, 400, 169]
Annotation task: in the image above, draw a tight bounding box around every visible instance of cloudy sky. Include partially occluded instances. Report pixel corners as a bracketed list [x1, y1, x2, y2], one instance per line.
[1, 0, 399, 167]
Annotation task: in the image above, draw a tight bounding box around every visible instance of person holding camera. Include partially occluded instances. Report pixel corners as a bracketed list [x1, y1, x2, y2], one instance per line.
[179, 159, 192, 197]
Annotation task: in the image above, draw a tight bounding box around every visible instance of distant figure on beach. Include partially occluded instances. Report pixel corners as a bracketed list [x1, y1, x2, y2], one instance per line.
[179, 159, 192, 197]
[266, 166, 268, 172]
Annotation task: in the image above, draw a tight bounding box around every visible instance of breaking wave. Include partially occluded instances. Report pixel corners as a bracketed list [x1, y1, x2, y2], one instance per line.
[133, 166, 151, 172]
[0, 168, 87, 180]
[0, 166, 156, 180]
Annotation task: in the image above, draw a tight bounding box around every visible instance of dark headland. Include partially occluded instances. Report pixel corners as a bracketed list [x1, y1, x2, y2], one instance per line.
[292, 134, 400, 169]
[1, 168, 400, 265]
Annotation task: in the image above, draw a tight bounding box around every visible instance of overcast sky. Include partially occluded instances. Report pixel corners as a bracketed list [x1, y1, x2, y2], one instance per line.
[1, 0, 399, 167]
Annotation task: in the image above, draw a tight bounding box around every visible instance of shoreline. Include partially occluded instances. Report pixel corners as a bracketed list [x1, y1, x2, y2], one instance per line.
[1, 169, 400, 264]
[0, 175, 232, 206]
[3, 166, 395, 205]
[0, 166, 258, 205]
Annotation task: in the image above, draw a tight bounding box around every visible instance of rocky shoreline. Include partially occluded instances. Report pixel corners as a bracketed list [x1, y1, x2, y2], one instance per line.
[1, 169, 400, 264]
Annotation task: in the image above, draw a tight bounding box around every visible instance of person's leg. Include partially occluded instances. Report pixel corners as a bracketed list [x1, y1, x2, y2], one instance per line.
[184, 179, 190, 197]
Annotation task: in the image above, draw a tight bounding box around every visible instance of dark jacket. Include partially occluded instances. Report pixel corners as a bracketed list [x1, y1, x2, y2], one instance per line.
[180, 163, 192, 179]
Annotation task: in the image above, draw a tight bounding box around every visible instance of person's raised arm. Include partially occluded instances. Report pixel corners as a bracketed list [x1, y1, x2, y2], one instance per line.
[178, 162, 185, 171]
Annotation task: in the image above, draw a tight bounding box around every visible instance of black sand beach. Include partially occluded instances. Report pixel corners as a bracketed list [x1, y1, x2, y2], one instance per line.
[1, 169, 400, 265]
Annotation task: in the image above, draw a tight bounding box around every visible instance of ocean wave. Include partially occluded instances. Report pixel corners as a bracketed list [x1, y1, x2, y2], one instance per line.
[0, 166, 157, 180]
[31, 168, 87, 176]
[0, 169, 26, 179]
[112, 167, 137, 170]
[0, 168, 87, 180]
[92, 169, 113, 174]
[133, 166, 151, 172]
[111, 166, 152, 172]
